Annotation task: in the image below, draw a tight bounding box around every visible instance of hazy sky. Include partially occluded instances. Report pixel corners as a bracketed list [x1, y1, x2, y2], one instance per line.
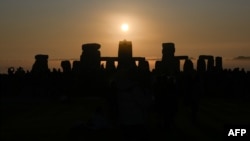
[1, 0, 250, 63]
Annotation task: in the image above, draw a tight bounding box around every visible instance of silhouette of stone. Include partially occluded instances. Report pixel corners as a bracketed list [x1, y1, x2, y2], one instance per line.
[117, 40, 135, 70]
[118, 40, 132, 59]
[175, 56, 189, 72]
[106, 59, 116, 72]
[61, 60, 71, 73]
[80, 43, 101, 72]
[138, 60, 150, 72]
[31, 54, 49, 74]
[197, 57, 206, 72]
[154, 61, 161, 73]
[72, 61, 81, 73]
[207, 56, 214, 71]
[157, 42, 180, 75]
[198, 55, 214, 72]
[175, 56, 188, 60]
[215, 56, 223, 71]
[183, 59, 194, 73]
[162, 43, 175, 60]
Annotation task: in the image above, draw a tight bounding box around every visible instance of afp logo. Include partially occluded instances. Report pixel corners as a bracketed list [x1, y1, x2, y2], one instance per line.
[225, 125, 250, 141]
[228, 129, 246, 136]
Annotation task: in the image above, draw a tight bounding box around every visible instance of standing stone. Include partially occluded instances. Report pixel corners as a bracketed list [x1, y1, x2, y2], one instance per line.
[31, 54, 49, 74]
[183, 59, 194, 73]
[117, 40, 135, 70]
[80, 43, 101, 72]
[197, 57, 206, 73]
[72, 61, 81, 73]
[162, 43, 175, 61]
[159, 43, 180, 75]
[215, 57, 223, 71]
[106, 59, 116, 72]
[138, 60, 150, 72]
[207, 56, 214, 71]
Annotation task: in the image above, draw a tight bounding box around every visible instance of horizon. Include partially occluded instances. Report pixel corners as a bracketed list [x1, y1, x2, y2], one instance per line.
[1, 54, 250, 74]
[1, 39, 250, 73]
[1, 0, 250, 73]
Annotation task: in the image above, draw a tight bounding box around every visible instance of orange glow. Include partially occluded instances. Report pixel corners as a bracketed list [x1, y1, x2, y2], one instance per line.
[121, 23, 129, 32]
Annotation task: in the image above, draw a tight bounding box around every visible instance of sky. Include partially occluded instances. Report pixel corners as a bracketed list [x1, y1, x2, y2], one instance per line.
[0, 0, 250, 71]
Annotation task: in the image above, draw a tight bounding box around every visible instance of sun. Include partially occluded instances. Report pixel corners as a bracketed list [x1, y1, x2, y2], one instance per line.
[121, 23, 129, 32]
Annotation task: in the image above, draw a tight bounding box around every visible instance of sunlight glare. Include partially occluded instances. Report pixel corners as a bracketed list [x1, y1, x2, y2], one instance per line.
[121, 23, 129, 32]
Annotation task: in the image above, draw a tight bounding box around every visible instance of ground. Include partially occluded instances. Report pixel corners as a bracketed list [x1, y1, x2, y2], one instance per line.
[1, 96, 250, 141]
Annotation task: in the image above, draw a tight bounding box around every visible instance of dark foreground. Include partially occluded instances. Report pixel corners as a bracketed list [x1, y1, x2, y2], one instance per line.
[1, 95, 250, 141]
